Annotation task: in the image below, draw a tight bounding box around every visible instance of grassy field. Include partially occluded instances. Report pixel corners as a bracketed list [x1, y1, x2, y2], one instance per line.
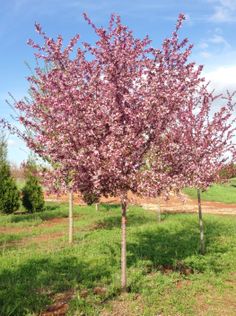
[0, 202, 236, 315]
[184, 178, 236, 204]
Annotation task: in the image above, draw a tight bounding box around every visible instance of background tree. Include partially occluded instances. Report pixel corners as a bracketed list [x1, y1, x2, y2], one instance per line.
[218, 162, 236, 181]
[82, 190, 100, 208]
[21, 157, 44, 213]
[10, 163, 25, 181]
[0, 133, 20, 214]
[138, 87, 236, 254]
[41, 166, 75, 243]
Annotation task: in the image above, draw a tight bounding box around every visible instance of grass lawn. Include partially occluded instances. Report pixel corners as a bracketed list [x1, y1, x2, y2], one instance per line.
[184, 178, 236, 204]
[15, 178, 26, 190]
[0, 202, 236, 315]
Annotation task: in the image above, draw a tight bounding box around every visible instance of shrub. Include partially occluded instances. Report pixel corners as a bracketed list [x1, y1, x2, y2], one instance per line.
[0, 174, 20, 214]
[0, 136, 20, 214]
[22, 175, 44, 213]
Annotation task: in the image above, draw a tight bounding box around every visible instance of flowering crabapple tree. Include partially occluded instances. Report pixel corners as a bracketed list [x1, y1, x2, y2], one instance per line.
[80, 13, 213, 289]
[0, 13, 219, 290]
[171, 89, 235, 254]
[138, 86, 236, 254]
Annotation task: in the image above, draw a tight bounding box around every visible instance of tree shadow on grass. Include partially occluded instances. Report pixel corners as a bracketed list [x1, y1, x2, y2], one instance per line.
[127, 217, 232, 274]
[44, 204, 58, 211]
[0, 255, 112, 316]
[95, 212, 155, 230]
[100, 203, 121, 212]
[9, 209, 67, 224]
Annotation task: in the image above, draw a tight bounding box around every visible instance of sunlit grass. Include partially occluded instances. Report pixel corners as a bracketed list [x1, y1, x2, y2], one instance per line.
[184, 178, 236, 204]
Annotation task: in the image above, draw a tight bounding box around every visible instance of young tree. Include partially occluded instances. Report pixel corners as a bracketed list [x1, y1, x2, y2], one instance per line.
[180, 91, 234, 254]
[2, 13, 229, 290]
[0, 134, 20, 214]
[41, 166, 76, 243]
[138, 87, 236, 254]
[80, 13, 211, 289]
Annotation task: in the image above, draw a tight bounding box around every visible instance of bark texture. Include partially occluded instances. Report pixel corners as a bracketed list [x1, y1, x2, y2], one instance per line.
[157, 198, 161, 222]
[68, 190, 73, 244]
[121, 193, 127, 291]
[197, 189, 205, 254]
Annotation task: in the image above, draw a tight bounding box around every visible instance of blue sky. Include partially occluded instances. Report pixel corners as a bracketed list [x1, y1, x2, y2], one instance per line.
[0, 0, 236, 165]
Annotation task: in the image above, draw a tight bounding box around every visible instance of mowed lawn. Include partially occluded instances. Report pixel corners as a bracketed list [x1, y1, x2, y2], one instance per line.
[0, 203, 236, 315]
[184, 178, 236, 204]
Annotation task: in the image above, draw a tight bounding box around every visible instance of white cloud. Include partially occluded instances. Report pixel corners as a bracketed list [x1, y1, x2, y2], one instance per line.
[7, 139, 17, 147]
[203, 64, 236, 146]
[209, 34, 230, 47]
[200, 51, 212, 58]
[209, 0, 236, 22]
[204, 65, 236, 92]
[218, 0, 236, 9]
[198, 42, 209, 49]
[198, 31, 230, 60]
[211, 6, 232, 22]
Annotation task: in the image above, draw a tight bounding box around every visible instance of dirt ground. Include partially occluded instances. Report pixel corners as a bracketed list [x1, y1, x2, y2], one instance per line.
[45, 191, 236, 216]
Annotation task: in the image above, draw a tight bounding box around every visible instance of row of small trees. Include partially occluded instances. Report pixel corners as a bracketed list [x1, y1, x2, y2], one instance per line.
[0, 135, 44, 214]
[1, 13, 235, 291]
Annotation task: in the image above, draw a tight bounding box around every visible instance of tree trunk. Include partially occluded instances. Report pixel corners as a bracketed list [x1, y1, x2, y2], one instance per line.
[121, 194, 127, 291]
[95, 203, 99, 211]
[157, 197, 161, 222]
[197, 189, 205, 254]
[68, 189, 73, 244]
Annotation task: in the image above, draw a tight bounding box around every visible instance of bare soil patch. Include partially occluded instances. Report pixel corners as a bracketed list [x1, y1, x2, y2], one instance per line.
[40, 290, 75, 316]
[46, 191, 236, 215]
[160, 263, 194, 276]
[40, 217, 68, 228]
[101, 293, 144, 316]
[0, 216, 68, 235]
[0, 226, 26, 234]
[28, 231, 64, 244]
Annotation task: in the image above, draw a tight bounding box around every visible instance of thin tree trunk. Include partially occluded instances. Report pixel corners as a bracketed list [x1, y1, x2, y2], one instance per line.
[95, 203, 99, 211]
[197, 189, 205, 254]
[121, 194, 127, 291]
[68, 189, 73, 244]
[157, 197, 161, 222]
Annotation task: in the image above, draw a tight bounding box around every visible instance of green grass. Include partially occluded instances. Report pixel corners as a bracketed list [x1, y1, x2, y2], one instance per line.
[184, 178, 236, 204]
[15, 178, 25, 190]
[1, 203, 236, 315]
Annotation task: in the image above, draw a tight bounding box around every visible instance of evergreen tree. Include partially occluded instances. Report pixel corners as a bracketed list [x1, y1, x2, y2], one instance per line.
[0, 134, 20, 214]
[22, 158, 44, 213]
